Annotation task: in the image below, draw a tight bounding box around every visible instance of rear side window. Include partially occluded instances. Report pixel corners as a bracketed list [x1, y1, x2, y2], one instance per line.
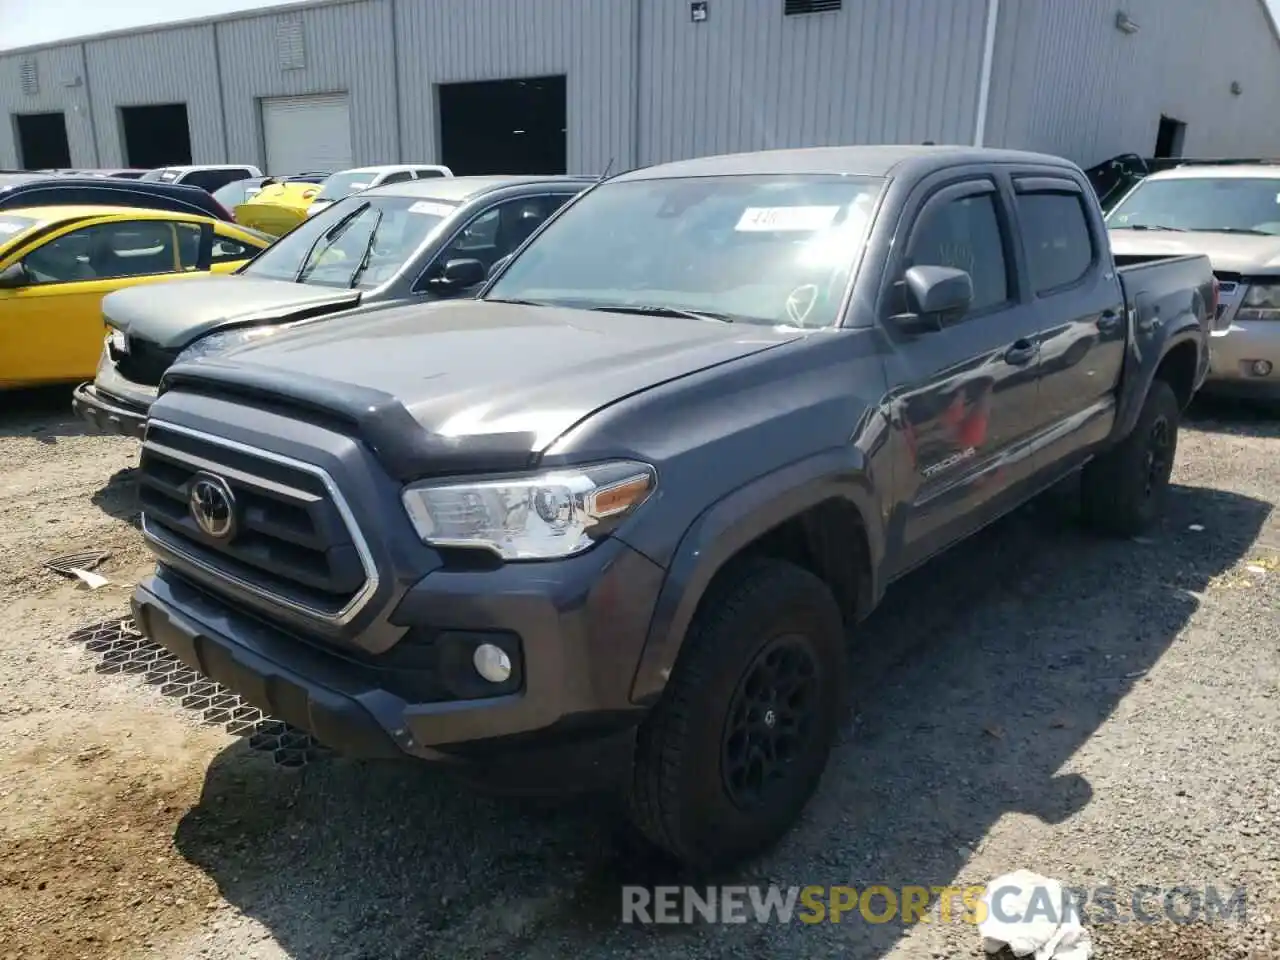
[381, 170, 414, 185]
[1017, 191, 1094, 293]
[414, 168, 446, 179]
[906, 192, 1009, 313]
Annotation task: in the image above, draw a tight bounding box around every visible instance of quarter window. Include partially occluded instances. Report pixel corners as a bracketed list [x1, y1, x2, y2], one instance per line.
[211, 235, 253, 263]
[906, 192, 1009, 313]
[1017, 191, 1094, 293]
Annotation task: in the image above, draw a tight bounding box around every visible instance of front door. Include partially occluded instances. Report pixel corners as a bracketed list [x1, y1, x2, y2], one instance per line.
[0, 219, 194, 386]
[879, 176, 1046, 574]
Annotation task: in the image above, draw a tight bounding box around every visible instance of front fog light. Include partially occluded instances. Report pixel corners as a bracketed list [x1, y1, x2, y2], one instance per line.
[473, 643, 513, 683]
[1251, 359, 1274, 377]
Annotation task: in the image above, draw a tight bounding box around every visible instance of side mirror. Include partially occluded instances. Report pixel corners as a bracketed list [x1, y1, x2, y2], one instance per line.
[895, 265, 973, 332]
[0, 262, 29, 289]
[435, 258, 486, 288]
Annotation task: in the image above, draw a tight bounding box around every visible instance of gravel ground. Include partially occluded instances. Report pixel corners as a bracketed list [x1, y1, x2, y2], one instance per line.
[1, 386, 1278, 960]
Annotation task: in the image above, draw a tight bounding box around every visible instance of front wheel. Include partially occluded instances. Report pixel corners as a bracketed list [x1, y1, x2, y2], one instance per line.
[627, 557, 847, 869]
[1080, 379, 1180, 537]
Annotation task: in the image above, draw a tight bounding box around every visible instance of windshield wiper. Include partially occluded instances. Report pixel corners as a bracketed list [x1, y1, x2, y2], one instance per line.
[295, 201, 370, 283]
[1111, 223, 1188, 232]
[346, 208, 384, 288]
[1188, 227, 1273, 236]
[486, 297, 554, 307]
[584, 303, 735, 323]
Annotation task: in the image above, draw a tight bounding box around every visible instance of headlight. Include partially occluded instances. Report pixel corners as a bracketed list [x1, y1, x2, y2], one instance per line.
[173, 325, 285, 365]
[401, 460, 656, 560]
[1238, 283, 1280, 321]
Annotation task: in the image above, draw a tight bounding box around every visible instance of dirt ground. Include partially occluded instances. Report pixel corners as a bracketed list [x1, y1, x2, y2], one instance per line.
[1, 385, 1278, 960]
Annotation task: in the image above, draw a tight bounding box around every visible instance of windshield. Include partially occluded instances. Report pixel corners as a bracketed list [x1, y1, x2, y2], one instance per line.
[0, 214, 39, 244]
[1107, 176, 1280, 235]
[238, 193, 458, 288]
[213, 180, 253, 208]
[315, 171, 379, 202]
[485, 174, 885, 327]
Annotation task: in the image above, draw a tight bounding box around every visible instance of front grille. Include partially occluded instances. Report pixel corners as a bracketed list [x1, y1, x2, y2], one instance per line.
[116, 337, 181, 387]
[138, 421, 374, 622]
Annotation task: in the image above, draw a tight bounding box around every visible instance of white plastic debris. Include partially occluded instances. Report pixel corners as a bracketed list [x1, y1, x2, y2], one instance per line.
[44, 550, 111, 590]
[1188, 524, 1205, 532]
[978, 870, 1093, 960]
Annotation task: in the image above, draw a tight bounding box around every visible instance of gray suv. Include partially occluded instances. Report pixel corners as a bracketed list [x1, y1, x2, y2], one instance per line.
[1108, 163, 1280, 404]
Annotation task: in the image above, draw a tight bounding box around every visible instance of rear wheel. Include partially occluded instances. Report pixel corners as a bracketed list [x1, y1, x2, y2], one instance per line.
[1080, 379, 1180, 537]
[627, 557, 847, 869]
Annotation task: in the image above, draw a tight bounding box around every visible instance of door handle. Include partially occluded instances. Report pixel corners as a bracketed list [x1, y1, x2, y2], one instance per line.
[1004, 340, 1038, 366]
[1097, 310, 1122, 334]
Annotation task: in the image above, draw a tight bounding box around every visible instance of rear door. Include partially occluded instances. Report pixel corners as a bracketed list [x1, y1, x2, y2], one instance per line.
[880, 174, 1045, 572]
[0, 219, 195, 385]
[1011, 174, 1126, 455]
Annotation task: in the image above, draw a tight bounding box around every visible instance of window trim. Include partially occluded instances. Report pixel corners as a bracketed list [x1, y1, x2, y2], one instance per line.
[1011, 178, 1100, 299]
[897, 177, 1018, 325]
[409, 190, 577, 294]
[17, 218, 186, 287]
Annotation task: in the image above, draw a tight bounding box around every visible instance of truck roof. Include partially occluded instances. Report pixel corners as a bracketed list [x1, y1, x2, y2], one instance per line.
[364, 174, 596, 202]
[615, 144, 1079, 181]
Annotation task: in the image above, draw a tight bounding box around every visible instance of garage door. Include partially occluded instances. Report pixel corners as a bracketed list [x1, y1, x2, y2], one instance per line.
[260, 94, 353, 176]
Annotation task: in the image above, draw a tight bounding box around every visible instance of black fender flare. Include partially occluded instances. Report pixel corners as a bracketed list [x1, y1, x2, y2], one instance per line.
[1112, 324, 1204, 442]
[627, 447, 884, 706]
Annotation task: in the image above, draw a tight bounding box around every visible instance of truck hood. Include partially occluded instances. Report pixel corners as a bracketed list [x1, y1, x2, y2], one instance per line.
[161, 299, 803, 480]
[102, 274, 363, 350]
[1109, 229, 1280, 274]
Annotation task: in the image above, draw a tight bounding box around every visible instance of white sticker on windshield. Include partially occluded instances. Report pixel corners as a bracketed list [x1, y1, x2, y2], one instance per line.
[408, 200, 454, 217]
[736, 205, 841, 232]
[348, 181, 371, 190]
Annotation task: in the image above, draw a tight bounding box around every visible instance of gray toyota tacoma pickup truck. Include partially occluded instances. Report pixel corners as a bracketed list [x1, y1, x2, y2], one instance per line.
[130, 145, 1213, 868]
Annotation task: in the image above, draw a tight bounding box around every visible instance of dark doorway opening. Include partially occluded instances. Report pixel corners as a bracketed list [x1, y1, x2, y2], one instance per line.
[1154, 115, 1186, 159]
[439, 75, 567, 176]
[14, 112, 72, 170]
[120, 104, 192, 168]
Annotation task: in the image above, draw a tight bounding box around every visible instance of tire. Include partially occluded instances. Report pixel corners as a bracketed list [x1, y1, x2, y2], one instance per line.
[1080, 379, 1180, 537]
[627, 557, 848, 869]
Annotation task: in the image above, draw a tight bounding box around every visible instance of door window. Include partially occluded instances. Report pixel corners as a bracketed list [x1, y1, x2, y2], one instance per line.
[414, 168, 447, 179]
[176, 223, 204, 269]
[906, 191, 1010, 313]
[21, 221, 178, 284]
[436, 196, 559, 274]
[1016, 191, 1095, 294]
[380, 170, 415, 185]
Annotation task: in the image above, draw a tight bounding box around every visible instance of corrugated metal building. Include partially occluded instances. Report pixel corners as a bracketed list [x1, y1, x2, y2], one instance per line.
[2, 0, 1279, 177]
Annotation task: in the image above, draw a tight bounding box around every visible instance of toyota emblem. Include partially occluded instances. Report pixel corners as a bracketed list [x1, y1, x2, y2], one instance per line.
[188, 473, 237, 540]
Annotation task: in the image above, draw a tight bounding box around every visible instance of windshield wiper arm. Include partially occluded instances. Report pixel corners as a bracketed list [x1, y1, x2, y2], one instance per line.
[295, 201, 370, 283]
[585, 303, 734, 323]
[1189, 226, 1272, 236]
[1112, 223, 1188, 232]
[346, 208, 384, 288]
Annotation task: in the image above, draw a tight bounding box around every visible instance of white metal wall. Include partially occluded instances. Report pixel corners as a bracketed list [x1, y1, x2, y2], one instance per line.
[394, 0, 635, 175]
[636, 0, 991, 166]
[217, 0, 398, 170]
[987, 0, 1280, 166]
[3, 0, 1280, 176]
[83, 25, 227, 167]
[0, 45, 97, 168]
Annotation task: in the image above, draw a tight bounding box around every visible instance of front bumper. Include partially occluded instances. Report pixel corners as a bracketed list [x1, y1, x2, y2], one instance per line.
[72, 382, 148, 439]
[132, 535, 664, 791]
[1204, 321, 1280, 398]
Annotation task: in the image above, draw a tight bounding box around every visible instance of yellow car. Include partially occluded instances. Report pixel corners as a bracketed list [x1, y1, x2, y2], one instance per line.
[0, 206, 270, 389]
[233, 180, 321, 236]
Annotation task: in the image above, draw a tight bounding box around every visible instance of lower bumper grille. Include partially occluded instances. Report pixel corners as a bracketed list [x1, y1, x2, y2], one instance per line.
[138, 420, 376, 624]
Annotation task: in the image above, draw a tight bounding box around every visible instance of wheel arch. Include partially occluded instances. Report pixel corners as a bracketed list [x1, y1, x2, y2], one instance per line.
[628, 449, 884, 706]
